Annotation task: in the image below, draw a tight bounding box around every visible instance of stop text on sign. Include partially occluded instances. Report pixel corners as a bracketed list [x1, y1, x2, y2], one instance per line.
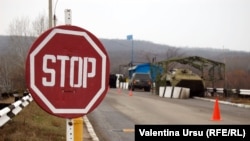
[42, 54, 96, 88]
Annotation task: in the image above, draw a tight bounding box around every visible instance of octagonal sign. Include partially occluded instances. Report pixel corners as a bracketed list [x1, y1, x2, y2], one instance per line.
[25, 25, 110, 118]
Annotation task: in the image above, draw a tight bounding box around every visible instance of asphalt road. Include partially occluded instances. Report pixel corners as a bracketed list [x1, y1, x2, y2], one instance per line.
[86, 88, 250, 141]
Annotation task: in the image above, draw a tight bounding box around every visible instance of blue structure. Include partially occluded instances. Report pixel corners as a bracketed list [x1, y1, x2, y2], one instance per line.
[128, 63, 163, 82]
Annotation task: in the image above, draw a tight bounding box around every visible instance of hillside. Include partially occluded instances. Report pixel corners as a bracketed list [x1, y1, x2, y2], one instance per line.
[100, 38, 250, 73]
[1, 35, 249, 72]
[1, 35, 249, 68]
[0, 35, 250, 89]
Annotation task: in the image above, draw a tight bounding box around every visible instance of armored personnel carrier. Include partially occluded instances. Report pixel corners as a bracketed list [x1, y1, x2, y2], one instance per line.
[164, 68, 205, 97]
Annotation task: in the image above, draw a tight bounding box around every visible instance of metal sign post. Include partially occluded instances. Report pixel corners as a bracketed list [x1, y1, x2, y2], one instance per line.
[66, 117, 83, 141]
[66, 119, 74, 141]
[65, 9, 72, 25]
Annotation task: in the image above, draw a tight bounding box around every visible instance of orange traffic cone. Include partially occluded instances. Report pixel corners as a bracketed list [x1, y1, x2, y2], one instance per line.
[211, 98, 221, 121]
[129, 89, 133, 96]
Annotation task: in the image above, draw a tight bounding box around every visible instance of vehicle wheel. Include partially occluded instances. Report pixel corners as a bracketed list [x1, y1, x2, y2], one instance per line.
[132, 86, 135, 91]
[144, 87, 151, 92]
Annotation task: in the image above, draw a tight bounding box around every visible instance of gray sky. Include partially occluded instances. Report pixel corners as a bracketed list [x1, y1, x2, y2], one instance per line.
[1, 0, 250, 52]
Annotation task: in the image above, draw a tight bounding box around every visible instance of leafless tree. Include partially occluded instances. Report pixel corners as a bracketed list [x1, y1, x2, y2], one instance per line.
[161, 47, 186, 70]
[1, 13, 49, 92]
[31, 13, 49, 37]
[0, 57, 13, 93]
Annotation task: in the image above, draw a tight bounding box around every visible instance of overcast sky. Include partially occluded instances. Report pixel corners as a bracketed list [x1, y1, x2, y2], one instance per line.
[1, 0, 250, 52]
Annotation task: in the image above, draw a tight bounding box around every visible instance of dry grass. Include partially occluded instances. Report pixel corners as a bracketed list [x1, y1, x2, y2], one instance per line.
[205, 95, 250, 105]
[230, 98, 250, 105]
[0, 97, 15, 104]
[0, 102, 66, 141]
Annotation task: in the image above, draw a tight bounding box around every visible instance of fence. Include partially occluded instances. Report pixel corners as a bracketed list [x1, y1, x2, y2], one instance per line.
[0, 94, 33, 127]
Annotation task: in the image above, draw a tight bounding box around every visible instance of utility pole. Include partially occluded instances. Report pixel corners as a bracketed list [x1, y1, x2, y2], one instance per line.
[223, 46, 227, 91]
[48, 0, 53, 28]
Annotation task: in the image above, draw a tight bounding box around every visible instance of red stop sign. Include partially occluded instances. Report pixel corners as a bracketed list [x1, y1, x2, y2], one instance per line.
[25, 25, 110, 118]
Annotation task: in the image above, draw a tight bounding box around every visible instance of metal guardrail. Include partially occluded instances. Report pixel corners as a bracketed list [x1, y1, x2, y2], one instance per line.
[117, 82, 250, 96]
[205, 87, 250, 96]
[231, 89, 250, 95]
[0, 94, 33, 127]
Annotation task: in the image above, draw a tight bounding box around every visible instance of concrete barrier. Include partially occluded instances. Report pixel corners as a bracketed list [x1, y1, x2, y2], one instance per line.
[119, 82, 129, 89]
[159, 86, 190, 99]
[159, 86, 172, 98]
[164, 87, 173, 98]
[159, 87, 164, 97]
[179, 88, 190, 99]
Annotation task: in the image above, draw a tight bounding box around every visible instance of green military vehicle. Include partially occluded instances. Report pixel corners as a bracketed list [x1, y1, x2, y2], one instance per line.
[163, 68, 205, 97]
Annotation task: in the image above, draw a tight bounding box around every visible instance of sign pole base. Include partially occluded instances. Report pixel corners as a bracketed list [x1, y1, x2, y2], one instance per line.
[66, 117, 83, 141]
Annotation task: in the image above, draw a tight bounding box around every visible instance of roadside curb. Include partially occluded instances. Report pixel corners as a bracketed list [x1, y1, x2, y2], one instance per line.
[193, 97, 250, 108]
[84, 115, 99, 141]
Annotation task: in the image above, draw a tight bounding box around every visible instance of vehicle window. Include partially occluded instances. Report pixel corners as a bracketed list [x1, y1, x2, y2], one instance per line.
[134, 74, 150, 79]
